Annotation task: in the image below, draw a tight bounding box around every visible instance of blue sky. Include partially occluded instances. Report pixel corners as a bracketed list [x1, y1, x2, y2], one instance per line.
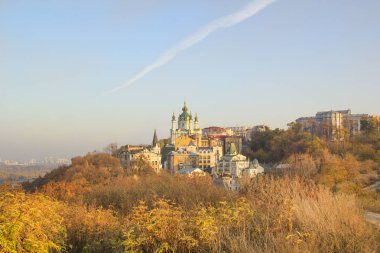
[1, 0, 379, 161]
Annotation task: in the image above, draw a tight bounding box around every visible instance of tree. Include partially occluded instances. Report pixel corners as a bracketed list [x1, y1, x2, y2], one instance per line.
[0, 187, 66, 252]
[129, 155, 155, 176]
[246, 123, 324, 164]
[62, 204, 124, 253]
[361, 116, 380, 135]
[103, 143, 118, 156]
[124, 199, 196, 252]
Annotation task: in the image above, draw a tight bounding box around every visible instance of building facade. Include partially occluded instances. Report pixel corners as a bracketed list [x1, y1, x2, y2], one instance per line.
[167, 144, 223, 173]
[117, 130, 162, 173]
[214, 143, 264, 191]
[224, 125, 270, 141]
[167, 146, 199, 173]
[202, 126, 233, 137]
[296, 109, 367, 141]
[216, 143, 264, 177]
[198, 146, 223, 170]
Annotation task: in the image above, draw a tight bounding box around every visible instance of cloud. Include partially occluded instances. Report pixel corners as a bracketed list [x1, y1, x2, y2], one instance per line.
[105, 0, 275, 94]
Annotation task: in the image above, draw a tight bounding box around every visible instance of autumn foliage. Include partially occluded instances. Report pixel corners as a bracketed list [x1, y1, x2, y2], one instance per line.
[0, 186, 66, 252]
[0, 149, 378, 252]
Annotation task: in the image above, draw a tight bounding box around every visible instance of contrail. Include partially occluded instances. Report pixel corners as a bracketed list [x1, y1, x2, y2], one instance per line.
[105, 0, 275, 94]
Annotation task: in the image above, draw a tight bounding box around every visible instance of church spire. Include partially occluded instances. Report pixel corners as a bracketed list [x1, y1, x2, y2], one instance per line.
[182, 100, 188, 112]
[152, 129, 158, 147]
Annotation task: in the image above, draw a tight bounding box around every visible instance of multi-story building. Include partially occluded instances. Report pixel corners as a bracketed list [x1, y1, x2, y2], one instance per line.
[3, 160, 20, 166]
[225, 125, 269, 141]
[214, 143, 264, 191]
[225, 126, 251, 137]
[56, 159, 71, 166]
[216, 143, 264, 178]
[167, 145, 199, 173]
[117, 130, 162, 173]
[296, 109, 367, 141]
[202, 126, 233, 137]
[117, 145, 146, 167]
[167, 143, 222, 173]
[198, 146, 223, 170]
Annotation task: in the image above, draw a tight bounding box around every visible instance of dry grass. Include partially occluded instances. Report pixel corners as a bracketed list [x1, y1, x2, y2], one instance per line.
[239, 175, 379, 253]
[120, 175, 380, 252]
[358, 189, 380, 213]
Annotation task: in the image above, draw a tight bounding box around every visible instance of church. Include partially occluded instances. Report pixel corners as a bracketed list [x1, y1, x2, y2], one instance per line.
[170, 101, 202, 145]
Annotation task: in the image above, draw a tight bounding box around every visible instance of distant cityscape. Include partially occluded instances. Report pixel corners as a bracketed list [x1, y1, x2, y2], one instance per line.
[0, 157, 71, 167]
[0, 102, 378, 193]
[2, 107, 377, 172]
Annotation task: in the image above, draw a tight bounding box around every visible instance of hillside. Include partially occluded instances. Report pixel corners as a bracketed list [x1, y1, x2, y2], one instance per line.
[2, 123, 380, 252]
[0, 151, 377, 252]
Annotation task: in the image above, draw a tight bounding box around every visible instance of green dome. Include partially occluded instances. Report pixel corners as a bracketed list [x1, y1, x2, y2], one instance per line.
[179, 111, 191, 121]
[179, 102, 191, 121]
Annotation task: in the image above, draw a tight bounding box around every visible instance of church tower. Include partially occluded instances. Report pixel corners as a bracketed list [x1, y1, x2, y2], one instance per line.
[152, 129, 160, 154]
[194, 113, 199, 130]
[178, 101, 191, 130]
[152, 129, 158, 147]
[169, 102, 202, 145]
[170, 113, 176, 145]
[189, 112, 193, 130]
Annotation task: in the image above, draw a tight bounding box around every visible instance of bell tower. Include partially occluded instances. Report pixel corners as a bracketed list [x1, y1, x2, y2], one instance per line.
[194, 113, 199, 130]
[170, 113, 176, 145]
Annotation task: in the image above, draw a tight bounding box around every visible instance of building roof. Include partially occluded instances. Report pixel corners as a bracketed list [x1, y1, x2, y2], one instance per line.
[169, 148, 199, 157]
[152, 129, 158, 147]
[178, 101, 191, 121]
[178, 168, 205, 175]
[249, 159, 265, 173]
[203, 126, 227, 131]
[221, 153, 247, 162]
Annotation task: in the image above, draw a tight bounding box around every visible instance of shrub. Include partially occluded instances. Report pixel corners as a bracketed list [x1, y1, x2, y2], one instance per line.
[0, 186, 66, 252]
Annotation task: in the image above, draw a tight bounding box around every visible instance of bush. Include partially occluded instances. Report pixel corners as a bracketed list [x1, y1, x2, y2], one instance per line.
[83, 173, 235, 214]
[62, 204, 124, 253]
[0, 186, 66, 252]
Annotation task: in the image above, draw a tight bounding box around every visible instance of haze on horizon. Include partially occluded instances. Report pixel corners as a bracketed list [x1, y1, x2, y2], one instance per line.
[0, 0, 379, 161]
